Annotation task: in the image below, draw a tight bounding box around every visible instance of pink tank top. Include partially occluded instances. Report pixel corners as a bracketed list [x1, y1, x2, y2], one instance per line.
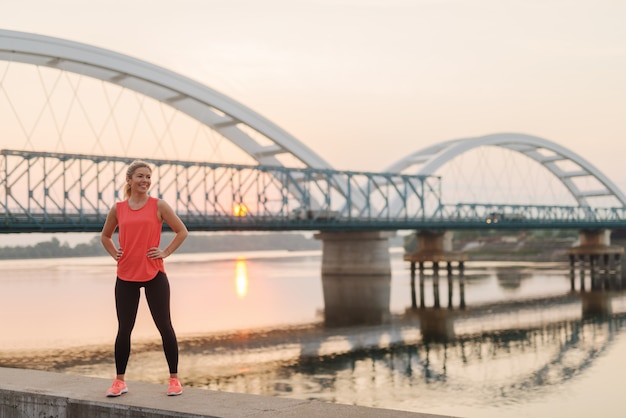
[116, 197, 165, 282]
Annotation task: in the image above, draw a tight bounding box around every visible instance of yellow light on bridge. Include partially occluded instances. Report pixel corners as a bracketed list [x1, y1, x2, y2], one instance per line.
[233, 203, 248, 217]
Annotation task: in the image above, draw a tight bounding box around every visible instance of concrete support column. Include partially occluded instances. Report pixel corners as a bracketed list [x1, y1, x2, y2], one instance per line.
[580, 229, 611, 246]
[459, 262, 466, 309]
[610, 231, 626, 281]
[579, 255, 586, 291]
[315, 231, 395, 326]
[567, 229, 624, 290]
[433, 262, 440, 309]
[404, 230, 467, 272]
[315, 231, 395, 276]
[418, 230, 453, 252]
[569, 254, 576, 290]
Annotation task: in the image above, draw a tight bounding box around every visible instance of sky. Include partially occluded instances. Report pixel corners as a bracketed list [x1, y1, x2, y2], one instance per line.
[2, 0, 626, 186]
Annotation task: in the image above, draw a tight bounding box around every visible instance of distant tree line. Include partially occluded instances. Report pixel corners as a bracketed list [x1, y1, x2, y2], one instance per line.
[0, 229, 576, 261]
[403, 229, 578, 254]
[0, 236, 104, 259]
[0, 233, 323, 260]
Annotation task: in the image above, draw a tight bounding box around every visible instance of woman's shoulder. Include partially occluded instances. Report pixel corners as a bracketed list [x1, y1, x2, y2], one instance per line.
[153, 196, 169, 214]
[155, 197, 175, 213]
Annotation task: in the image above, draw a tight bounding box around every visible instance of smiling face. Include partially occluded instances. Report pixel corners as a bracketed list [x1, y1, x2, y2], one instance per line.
[127, 166, 152, 195]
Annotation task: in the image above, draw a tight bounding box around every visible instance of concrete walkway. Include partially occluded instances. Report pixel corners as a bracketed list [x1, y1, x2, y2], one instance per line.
[0, 367, 456, 417]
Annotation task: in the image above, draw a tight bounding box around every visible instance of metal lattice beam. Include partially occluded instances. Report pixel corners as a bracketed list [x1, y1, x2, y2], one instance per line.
[0, 149, 442, 233]
[3, 150, 626, 233]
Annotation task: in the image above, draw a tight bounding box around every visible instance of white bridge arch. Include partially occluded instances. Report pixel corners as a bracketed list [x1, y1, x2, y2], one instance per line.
[384, 133, 626, 207]
[0, 28, 331, 169]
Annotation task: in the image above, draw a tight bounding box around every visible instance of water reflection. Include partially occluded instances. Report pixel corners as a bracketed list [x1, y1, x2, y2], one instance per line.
[176, 296, 626, 415]
[321, 274, 391, 327]
[401, 261, 623, 348]
[6, 290, 625, 379]
[495, 267, 533, 291]
[235, 257, 248, 298]
[4, 254, 626, 417]
[274, 317, 618, 406]
[409, 265, 467, 311]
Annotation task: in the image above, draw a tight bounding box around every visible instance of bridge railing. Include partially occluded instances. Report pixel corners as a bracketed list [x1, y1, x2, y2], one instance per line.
[0, 149, 443, 232]
[438, 203, 626, 229]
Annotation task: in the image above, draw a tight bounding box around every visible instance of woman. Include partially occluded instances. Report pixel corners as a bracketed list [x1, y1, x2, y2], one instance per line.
[100, 160, 189, 397]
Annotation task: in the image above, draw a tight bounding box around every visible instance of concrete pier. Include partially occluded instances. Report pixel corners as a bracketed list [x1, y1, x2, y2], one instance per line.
[403, 231, 467, 274]
[407, 266, 467, 311]
[403, 231, 467, 312]
[315, 231, 396, 276]
[315, 231, 395, 326]
[0, 367, 450, 418]
[568, 229, 624, 290]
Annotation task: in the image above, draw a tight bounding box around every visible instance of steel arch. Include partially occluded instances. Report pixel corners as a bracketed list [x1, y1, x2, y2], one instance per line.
[384, 132, 626, 207]
[0, 29, 331, 169]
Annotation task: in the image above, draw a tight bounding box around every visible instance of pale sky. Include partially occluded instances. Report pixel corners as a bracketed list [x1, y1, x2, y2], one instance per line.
[2, 0, 626, 190]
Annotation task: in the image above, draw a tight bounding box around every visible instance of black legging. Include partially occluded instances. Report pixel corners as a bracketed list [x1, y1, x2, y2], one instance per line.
[114, 271, 178, 375]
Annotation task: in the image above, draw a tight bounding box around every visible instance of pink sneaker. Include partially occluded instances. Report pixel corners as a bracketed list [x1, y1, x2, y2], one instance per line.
[105, 379, 128, 397]
[167, 378, 183, 396]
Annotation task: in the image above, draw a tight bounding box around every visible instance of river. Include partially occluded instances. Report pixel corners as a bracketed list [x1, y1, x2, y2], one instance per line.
[1, 248, 625, 418]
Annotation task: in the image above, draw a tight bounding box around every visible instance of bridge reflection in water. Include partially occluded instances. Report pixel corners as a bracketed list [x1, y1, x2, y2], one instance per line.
[2, 259, 626, 417]
[404, 262, 624, 342]
[126, 291, 626, 415]
[175, 290, 624, 414]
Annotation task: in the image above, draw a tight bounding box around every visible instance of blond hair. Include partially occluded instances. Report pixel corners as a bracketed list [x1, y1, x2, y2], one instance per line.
[124, 160, 152, 199]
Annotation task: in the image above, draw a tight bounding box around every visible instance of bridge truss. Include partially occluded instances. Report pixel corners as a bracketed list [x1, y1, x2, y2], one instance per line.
[0, 150, 442, 233]
[2, 150, 626, 233]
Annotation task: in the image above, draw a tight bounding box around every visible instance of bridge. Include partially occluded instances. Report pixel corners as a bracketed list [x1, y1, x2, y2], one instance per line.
[2, 29, 625, 235]
[3, 148, 626, 234]
[2, 28, 626, 278]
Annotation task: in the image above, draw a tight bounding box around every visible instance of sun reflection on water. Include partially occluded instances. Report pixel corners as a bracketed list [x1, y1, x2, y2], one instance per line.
[235, 257, 248, 298]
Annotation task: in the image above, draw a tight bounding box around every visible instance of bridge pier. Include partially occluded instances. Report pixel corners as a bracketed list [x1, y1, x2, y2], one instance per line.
[404, 231, 467, 310]
[315, 231, 395, 326]
[405, 260, 463, 342]
[403, 231, 468, 274]
[408, 260, 467, 311]
[401, 231, 467, 341]
[568, 229, 624, 291]
[610, 230, 626, 281]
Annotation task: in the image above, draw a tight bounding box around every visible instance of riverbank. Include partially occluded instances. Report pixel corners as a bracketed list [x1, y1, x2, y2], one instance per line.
[0, 367, 449, 418]
[458, 236, 576, 261]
